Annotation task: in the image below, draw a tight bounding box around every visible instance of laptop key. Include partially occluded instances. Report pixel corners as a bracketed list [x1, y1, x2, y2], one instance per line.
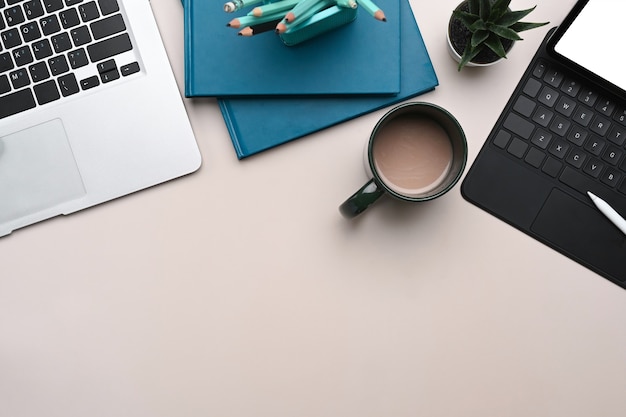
[503, 113, 535, 140]
[87, 32, 131, 62]
[601, 168, 621, 188]
[20, 21, 41, 42]
[120, 61, 139, 76]
[0, 87, 36, 119]
[90, 13, 125, 39]
[4, 6, 25, 26]
[0, 74, 9, 93]
[513, 95, 536, 117]
[24, 0, 45, 19]
[561, 79, 581, 97]
[0, 51, 14, 72]
[58, 72, 79, 96]
[67, 47, 88, 68]
[70, 24, 91, 46]
[100, 67, 118, 83]
[40, 14, 61, 35]
[48, 54, 69, 75]
[33, 78, 60, 104]
[507, 137, 528, 159]
[32, 38, 53, 59]
[542, 157, 562, 178]
[80, 74, 98, 89]
[9, 67, 29, 89]
[78, 1, 99, 21]
[590, 115, 611, 136]
[44, 0, 64, 13]
[51, 31, 72, 52]
[59, 7, 80, 28]
[2, 27, 22, 49]
[98, 0, 119, 15]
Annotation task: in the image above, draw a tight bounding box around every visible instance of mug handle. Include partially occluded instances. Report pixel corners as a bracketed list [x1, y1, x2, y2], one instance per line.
[339, 179, 385, 218]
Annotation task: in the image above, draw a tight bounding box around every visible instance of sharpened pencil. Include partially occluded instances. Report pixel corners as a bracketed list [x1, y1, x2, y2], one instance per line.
[356, 0, 386, 21]
[228, 9, 287, 29]
[283, 0, 324, 23]
[278, 0, 332, 33]
[276, 0, 331, 33]
[239, 18, 283, 36]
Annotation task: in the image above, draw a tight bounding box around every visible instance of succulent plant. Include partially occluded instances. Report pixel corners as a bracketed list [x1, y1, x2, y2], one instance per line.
[450, 0, 548, 70]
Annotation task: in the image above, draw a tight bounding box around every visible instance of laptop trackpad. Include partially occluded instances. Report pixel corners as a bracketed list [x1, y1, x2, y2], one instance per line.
[531, 189, 626, 284]
[0, 119, 86, 224]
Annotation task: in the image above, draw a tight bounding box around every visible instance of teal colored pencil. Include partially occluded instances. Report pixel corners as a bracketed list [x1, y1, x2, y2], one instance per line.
[250, 0, 301, 17]
[285, 0, 333, 31]
[227, 9, 286, 29]
[223, 0, 264, 13]
[356, 0, 386, 21]
[284, 0, 325, 22]
[276, 0, 330, 32]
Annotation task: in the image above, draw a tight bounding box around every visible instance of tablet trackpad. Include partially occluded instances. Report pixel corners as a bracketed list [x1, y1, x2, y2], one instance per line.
[0, 119, 86, 224]
[531, 189, 626, 283]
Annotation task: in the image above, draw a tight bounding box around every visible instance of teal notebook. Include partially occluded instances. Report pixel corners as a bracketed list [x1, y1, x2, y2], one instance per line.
[217, 0, 438, 158]
[184, 0, 400, 96]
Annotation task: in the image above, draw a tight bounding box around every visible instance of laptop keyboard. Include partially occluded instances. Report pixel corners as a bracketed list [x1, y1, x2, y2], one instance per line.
[0, 0, 140, 120]
[493, 59, 626, 203]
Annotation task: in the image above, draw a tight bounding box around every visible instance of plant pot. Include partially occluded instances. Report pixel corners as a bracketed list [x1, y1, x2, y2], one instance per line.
[447, 0, 514, 67]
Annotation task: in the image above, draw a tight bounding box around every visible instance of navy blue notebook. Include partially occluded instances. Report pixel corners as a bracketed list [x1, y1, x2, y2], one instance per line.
[217, 0, 438, 158]
[184, 0, 400, 96]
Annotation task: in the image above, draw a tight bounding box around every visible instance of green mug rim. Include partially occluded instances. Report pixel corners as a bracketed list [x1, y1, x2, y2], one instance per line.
[367, 102, 468, 202]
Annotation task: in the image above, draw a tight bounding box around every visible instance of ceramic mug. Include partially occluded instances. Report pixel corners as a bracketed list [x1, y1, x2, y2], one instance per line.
[339, 102, 468, 218]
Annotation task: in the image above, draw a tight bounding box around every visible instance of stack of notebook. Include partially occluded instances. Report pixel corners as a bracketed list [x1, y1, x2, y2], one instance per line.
[182, 0, 438, 158]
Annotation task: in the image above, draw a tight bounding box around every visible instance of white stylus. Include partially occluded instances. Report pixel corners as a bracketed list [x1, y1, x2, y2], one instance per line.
[587, 191, 626, 236]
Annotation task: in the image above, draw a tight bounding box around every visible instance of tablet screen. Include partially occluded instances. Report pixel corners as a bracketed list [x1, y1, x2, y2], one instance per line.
[551, 0, 626, 94]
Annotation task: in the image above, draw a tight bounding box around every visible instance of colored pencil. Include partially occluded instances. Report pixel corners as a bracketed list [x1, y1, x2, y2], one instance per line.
[276, 0, 331, 33]
[356, 0, 386, 21]
[239, 19, 283, 36]
[227, 9, 286, 29]
[284, 0, 324, 23]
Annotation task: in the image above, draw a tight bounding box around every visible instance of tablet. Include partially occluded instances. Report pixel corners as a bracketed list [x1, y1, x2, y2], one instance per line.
[546, 0, 626, 98]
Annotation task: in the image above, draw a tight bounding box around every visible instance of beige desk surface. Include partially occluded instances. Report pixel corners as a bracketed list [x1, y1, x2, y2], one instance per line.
[2, 1, 625, 416]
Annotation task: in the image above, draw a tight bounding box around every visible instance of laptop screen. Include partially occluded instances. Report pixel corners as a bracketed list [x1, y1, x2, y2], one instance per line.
[551, 0, 626, 94]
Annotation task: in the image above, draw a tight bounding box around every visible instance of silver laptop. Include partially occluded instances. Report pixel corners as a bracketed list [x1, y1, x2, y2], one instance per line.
[0, 0, 201, 236]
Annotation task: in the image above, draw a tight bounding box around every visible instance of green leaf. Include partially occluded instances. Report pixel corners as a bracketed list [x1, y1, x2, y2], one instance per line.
[511, 21, 549, 33]
[489, 0, 511, 21]
[471, 29, 490, 48]
[453, 10, 480, 30]
[458, 41, 483, 71]
[489, 24, 523, 41]
[496, 6, 536, 27]
[467, 0, 479, 15]
[478, 0, 491, 20]
[469, 19, 487, 31]
[484, 33, 507, 58]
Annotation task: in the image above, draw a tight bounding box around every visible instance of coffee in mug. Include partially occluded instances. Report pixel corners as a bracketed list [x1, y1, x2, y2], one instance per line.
[339, 102, 467, 218]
